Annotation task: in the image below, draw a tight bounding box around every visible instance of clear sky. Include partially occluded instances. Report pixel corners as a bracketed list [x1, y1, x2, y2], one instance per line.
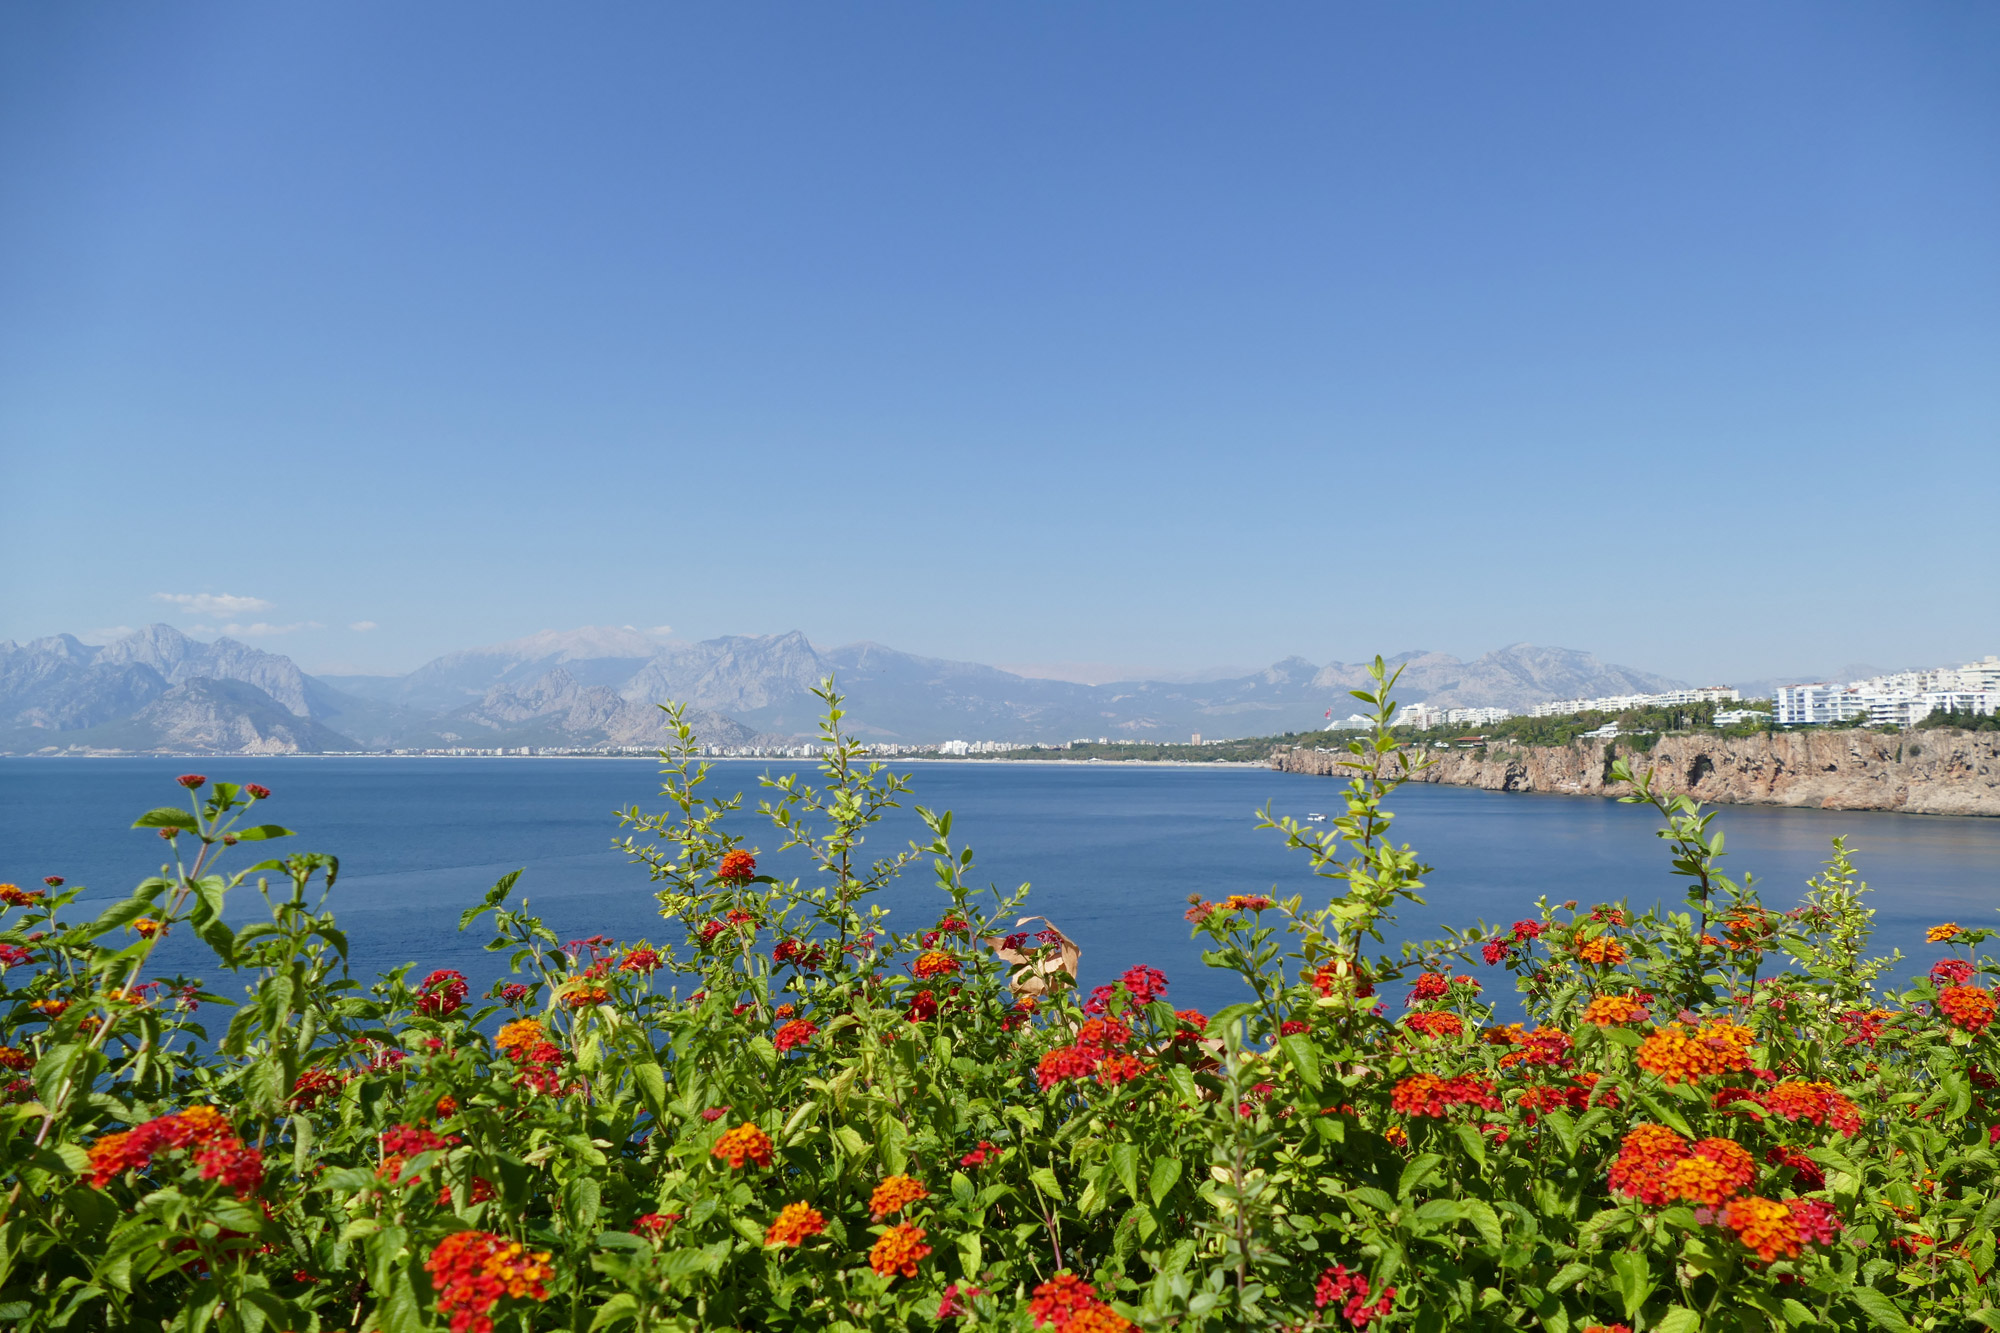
[2, 3, 1995, 683]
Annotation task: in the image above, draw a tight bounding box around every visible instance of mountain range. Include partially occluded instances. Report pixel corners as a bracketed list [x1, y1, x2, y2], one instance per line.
[0, 624, 1695, 755]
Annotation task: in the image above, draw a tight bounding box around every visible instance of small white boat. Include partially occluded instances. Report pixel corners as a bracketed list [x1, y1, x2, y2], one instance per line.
[1305, 812, 1326, 822]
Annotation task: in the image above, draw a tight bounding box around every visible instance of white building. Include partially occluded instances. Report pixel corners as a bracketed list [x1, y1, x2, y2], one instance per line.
[1775, 684, 1866, 726]
[1775, 660, 1999, 729]
[1445, 706, 1513, 727]
[1530, 686, 1739, 719]
[1392, 703, 1446, 730]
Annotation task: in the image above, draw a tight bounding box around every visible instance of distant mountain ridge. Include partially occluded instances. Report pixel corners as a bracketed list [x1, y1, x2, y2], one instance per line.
[0, 624, 1692, 755]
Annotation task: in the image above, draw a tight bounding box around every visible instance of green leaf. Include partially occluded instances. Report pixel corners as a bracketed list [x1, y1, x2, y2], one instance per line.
[1414, 1199, 1467, 1229]
[1029, 1165, 1064, 1202]
[231, 824, 294, 842]
[1653, 1309, 1701, 1333]
[1608, 1250, 1653, 1320]
[1848, 1288, 1913, 1333]
[1461, 1198, 1502, 1248]
[565, 1176, 602, 1232]
[1451, 1123, 1487, 1171]
[1279, 1033, 1321, 1089]
[1546, 1261, 1592, 1293]
[460, 869, 524, 929]
[1110, 1143, 1139, 1202]
[133, 807, 198, 830]
[631, 1063, 668, 1117]
[1398, 1152, 1443, 1201]
[1541, 1108, 1580, 1159]
[589, 1294, 639, 1332]
[1148, 1154, 1182, 1207]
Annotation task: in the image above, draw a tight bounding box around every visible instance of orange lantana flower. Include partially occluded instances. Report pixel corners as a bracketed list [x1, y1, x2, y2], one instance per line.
[868, 1223, 931, 1278]
[1635, 1020, 1754, 1084]
[870, 1174, 928, 1219]
[764, 1202, 827, 1247]
[1576, 935, 1627, 966]
[711, 1123, 774, 1169]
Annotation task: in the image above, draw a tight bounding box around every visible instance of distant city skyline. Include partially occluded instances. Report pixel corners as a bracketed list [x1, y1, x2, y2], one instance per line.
[3, 5, 1995, 682]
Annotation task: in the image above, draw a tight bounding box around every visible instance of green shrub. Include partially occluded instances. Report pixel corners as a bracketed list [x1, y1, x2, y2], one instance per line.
[0, 662, 1993, 1331]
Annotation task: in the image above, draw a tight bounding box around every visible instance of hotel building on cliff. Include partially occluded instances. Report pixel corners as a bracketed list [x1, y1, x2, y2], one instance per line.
[1775, 657, 2000, 728]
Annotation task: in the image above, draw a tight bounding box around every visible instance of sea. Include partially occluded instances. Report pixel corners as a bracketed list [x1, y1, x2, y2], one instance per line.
[3, 757, 1995, 1016]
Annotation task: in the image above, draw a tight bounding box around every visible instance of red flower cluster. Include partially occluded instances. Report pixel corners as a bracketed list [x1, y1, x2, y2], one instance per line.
[0, 944, 34, 966]
[1389, 1073, 1501, 1118]
[1121, 966, 1169, 1004]
[1516, 1074, 1616, 1122]
[176, 773, 206, 789]
[773, 937, 825, 970]
[416, 969, 469, 1017]
[423, 1230, 553, 1333]
[906, 990, 939, 1022]
[1030, 1273, 1129, 1330]
[619, 947, 660, 973]
[1407, 972, 1449, 1004]
[937, 1282, 982, 1318]
[1314, 1263, 1395, 1328]
[379, 1124, 458, 1185]
[715, 849, 758, 885]
[0, 884, 46, 908]
[1931, 958, 1975, 985]
[1481, 919, 1543, 965]
[1037, 1018, 1149, 1089]
[1482, 1023, 1573, 1069]
[1837, 1008, 1892, 1046]
[773, 1019, 818, 1052]
[631, 1212, 680, 1237]
[87, 1106, 261, 1198]
[290, 1066, 346, 1109]
[1404, 1011, 1463, 1039]
[1766, 1145, 1824, 1190]
[498, 983, 532, 1005]
[246, 783, 271, 800]
[960, 1140, 998, 1167]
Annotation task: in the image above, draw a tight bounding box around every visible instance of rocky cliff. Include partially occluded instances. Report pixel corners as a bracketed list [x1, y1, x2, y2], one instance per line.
[1270, 729, 2000, 817]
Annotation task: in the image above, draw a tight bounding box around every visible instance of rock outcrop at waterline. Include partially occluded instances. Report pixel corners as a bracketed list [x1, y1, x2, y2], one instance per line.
[1270, 729, 2000, 817]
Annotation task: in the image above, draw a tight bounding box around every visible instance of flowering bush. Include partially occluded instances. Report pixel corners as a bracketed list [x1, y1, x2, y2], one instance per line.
[0, 667, 1996, 1330]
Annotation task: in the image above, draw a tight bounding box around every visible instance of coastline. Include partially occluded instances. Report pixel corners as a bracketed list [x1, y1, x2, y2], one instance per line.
[1269, 728, 2000, 818]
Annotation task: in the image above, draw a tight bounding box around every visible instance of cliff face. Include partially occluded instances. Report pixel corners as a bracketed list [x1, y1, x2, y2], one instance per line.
[1270, 729, 2000, 817]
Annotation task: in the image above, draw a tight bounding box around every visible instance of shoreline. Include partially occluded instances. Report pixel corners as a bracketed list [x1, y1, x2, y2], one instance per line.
[1270, 729, 2000, 818]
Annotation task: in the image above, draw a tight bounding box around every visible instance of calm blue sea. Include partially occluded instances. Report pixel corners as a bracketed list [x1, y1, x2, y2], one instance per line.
[2, 757, 1995, 1015]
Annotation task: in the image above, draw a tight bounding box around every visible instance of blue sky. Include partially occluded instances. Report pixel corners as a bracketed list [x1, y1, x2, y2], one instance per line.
[2, 3, 1995, 683]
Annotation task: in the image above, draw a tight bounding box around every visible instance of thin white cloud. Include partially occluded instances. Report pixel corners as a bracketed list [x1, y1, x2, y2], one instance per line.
[153, 592, 272, 617]
[350, 620, 379, 632]
[207, 621, 323, 637]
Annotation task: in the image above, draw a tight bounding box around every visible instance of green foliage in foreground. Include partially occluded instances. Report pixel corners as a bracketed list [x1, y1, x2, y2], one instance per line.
[0, 661, 1995, 1332]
